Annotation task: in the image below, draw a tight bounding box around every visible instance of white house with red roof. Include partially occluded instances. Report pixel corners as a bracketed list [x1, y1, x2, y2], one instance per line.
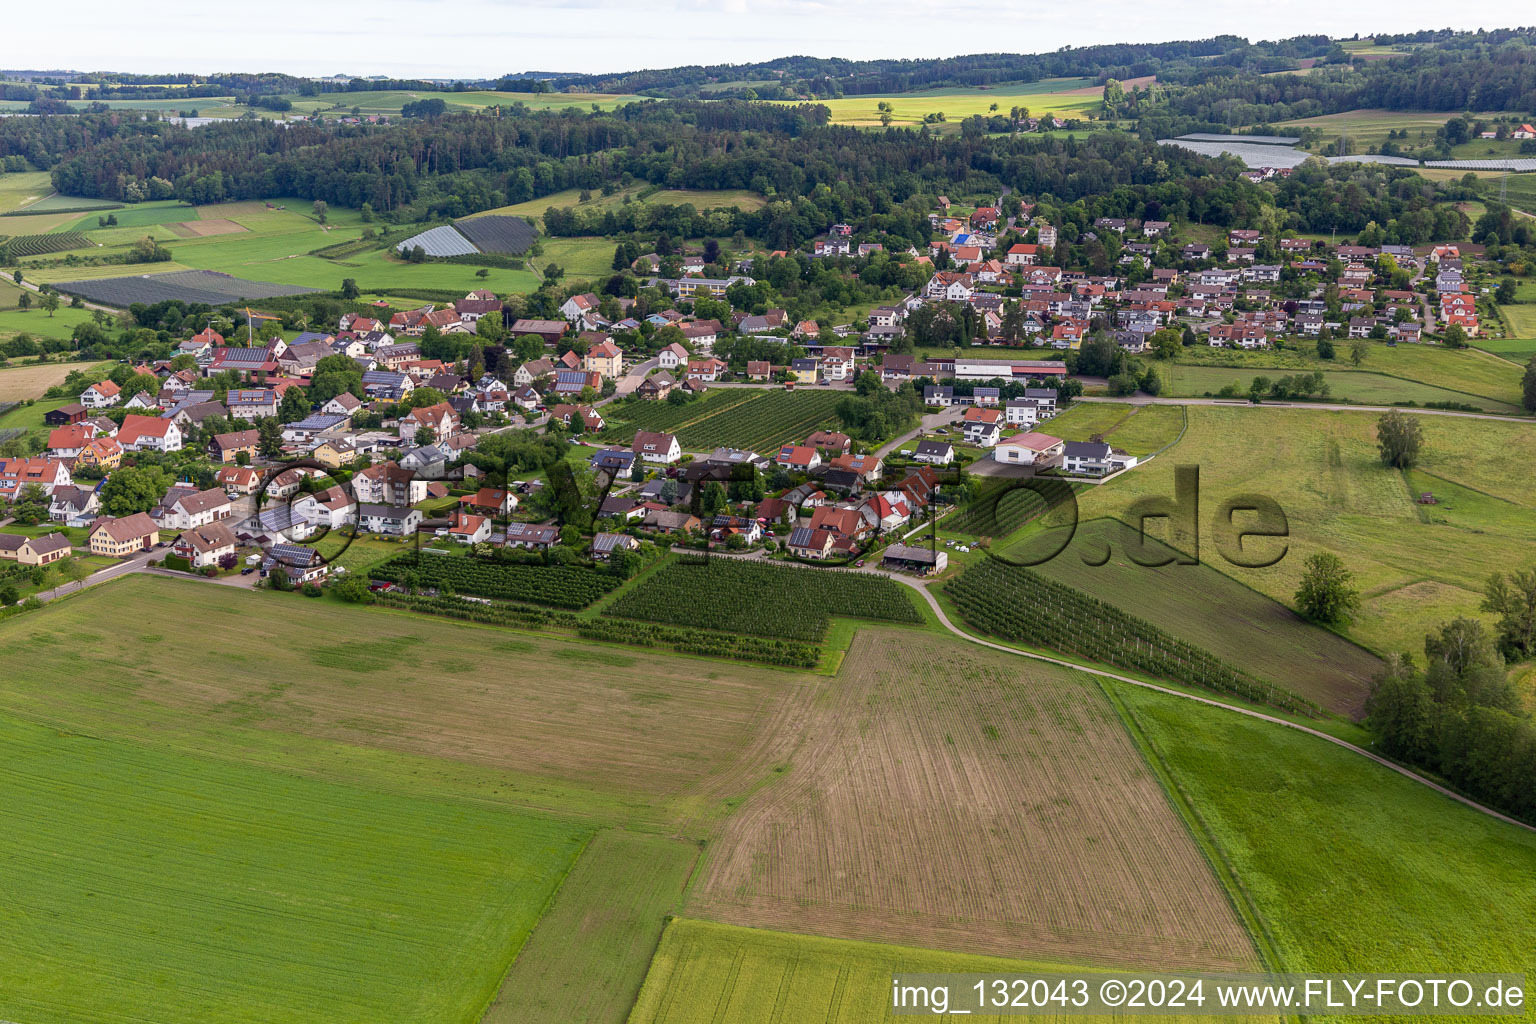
[80, 380, 121, 408]
[117, 414, 183, 452]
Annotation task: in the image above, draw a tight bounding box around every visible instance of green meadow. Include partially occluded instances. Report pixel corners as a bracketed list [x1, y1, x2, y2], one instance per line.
[1116, 682, 1536, 979]
[0, 712, 585, 1024]
[17, 184, 772, 300]
[1067, 405, 1536, 656]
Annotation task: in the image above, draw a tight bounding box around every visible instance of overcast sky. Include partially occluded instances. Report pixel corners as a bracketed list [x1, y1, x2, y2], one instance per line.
[9, 1, 1525, 80]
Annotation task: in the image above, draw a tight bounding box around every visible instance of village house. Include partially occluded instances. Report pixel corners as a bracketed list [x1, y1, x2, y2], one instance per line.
[785, 526, 835, 560]
[505, 522, 560, 549]
[776, 445, 822, 472]
[292, 485, 357, 530]
[635, 371, 677, 400]
[399, 402, 460, 441]
[157, 486, 233, 531]
[264, 544, 330, 585]
[88, 513, 160, 557]
[656, 342, 690, 370]
[912, 439, 955, 465]
[447, 511, 492, 544]
[0, 531, 72, 566]
[583, 339, 623, 378]
[215, 466, 262, 496]
[357, 503, 423, 536]
[962, 407, 1004, 447]
[993, 431, 1065, 466]
[1061, 440, 1137, 477]
[171, 521, 240, 569]
[686, 358, 728, 382]
[79, 380, 122, 409]
[632, 430, 682, 464]
[0, 457, 75, 500]
[463, 486, 518, 517]
[49, 485, 100, 526]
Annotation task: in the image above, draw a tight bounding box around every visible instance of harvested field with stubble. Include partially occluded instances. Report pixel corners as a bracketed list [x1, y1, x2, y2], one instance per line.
[0, 360, 108, 401]
[688, 629, 1260, 971]
[1, 575, 816, 829]
[166, 217, 248, 237]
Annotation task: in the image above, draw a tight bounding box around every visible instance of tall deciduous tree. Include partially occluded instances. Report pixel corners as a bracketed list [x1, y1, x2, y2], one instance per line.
[1376, 409, 1423, 469]
[1294, 552, 1360, 624]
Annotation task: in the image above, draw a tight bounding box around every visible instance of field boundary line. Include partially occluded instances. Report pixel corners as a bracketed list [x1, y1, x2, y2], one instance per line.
[877, 573, 1536, 835]
[1099, 679, 1287, 980]
[475, 831, 596, 1024]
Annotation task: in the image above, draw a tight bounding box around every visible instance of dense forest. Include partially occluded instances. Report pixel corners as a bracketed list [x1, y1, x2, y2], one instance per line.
[1139, 35, 1536, 130]
[519, 35, 1338, 99]
[0, 92, 1482, 253]
[2, 103, 1259, 229]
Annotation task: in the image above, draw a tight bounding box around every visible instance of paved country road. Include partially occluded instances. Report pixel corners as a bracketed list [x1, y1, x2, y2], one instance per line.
[36, 546, 156, 603]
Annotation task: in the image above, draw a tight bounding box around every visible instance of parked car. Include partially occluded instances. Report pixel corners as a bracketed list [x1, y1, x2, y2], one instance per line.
[240, 567, 254, 575]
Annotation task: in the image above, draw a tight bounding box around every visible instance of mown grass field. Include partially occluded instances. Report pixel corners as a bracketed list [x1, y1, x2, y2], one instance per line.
[0, 712, 586, 1024]
[1038, 402, 1186, 456]
[484, 830, 697, 1024]
[1010, 520, 1382, 716]
[472, 185, 767, 228]
[17, 184, 770, 300]
[631, 919, 1248, 1024]
[533, 234, 625, 279]
[782, 79, 1104, 127]
[1117, 682, 1536, 980]
[1502, 301, 1536, 341]
[0, 396, 72, 431]
[300, 89, 645, 116]
[20, 197, 542, 298]
[1175, 341, 1527, 409]
[1474, 335, 1536, 365]
[1162, 363, 1522, 412]
[3, 575, 816, 830]
[0, 295, 98, 344]
[1276, 108, 1490, 151]
[0, 171, 58, 213]
[1069, 405, 1536, 655]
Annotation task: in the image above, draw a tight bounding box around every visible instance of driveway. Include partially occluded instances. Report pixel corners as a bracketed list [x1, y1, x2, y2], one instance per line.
[616, 357, 658, 395]
[875, 406, 965, 460]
